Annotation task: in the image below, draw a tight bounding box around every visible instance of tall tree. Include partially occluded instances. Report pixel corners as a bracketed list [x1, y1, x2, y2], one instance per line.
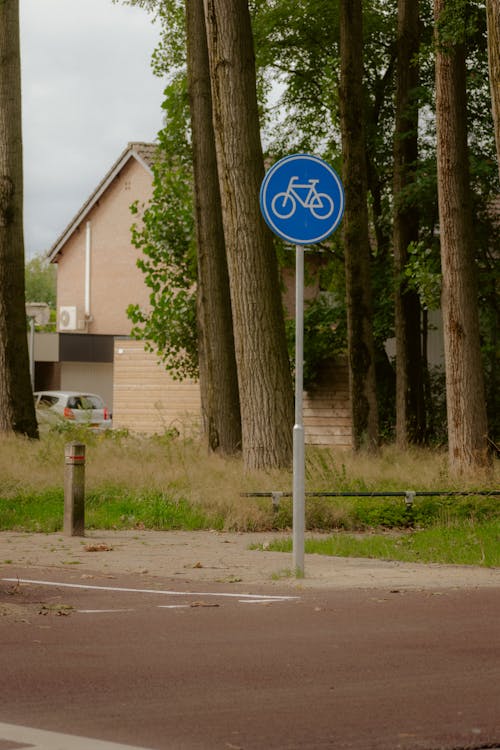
[486, 0, 500, 177]
[203, 0, 294, 470]
[0, 0, 38, 438]
[120, 0, 241, 454]
[393, 0, 426, 447]
[339, 0, 379, 450]
[185, 0, 241, 454]
[434, 0, 490, 471]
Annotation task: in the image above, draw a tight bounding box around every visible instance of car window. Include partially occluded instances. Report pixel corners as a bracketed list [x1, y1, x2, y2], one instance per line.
[38, 395, 59, 407]
[81, 396, 103, 409]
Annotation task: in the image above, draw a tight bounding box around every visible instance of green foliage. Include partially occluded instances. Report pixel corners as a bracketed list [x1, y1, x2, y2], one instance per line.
[149, 0, 186, 76]
[252, 0, 341, 153]
[118, 4, 197, 380]
[340, 491, 500, 530]
[404, 241, 442, 311]
[434, 0, 484, 49]
[25, 255, 56, 308]
[425, 366, 448, 445]
[351, 498, 412, 528]
[282, 243, 348, 387]
[286, 292, 347, 387]
[127, 75, 199, 380]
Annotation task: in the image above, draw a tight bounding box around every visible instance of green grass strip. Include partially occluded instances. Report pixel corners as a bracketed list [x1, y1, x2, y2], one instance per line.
[259, 520, 500, 567]
[0, 489, 222, 532]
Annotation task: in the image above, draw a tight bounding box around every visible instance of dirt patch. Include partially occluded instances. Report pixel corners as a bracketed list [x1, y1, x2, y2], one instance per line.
[0, 577, 75, 621]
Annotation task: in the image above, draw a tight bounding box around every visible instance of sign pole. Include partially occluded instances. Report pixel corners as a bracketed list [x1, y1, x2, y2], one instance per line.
[259, 152, 345, 580]
[292, 243, 305, 576]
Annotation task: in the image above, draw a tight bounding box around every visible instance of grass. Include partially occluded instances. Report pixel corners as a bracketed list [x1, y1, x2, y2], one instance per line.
[0, 427, 498, 566]
[85, 490, 222, 531]
[0, 488, 222, 533]
[254, 519, 500, 567]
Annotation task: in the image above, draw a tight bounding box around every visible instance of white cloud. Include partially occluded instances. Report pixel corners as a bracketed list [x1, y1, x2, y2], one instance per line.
[20, 0, 165, 258]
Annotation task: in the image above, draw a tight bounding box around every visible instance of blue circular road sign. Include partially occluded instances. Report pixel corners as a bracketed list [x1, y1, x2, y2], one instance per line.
[260, 153, 344, 245]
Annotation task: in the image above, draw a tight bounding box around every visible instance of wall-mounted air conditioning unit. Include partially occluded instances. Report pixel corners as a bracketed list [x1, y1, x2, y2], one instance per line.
[58, 306, 85, 332]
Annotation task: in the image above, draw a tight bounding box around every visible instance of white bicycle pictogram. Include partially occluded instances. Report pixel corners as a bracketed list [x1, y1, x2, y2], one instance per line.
[271, 176, 335, 220]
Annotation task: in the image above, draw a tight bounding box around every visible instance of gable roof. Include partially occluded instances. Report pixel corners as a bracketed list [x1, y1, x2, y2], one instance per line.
[47, 142, 157, 262]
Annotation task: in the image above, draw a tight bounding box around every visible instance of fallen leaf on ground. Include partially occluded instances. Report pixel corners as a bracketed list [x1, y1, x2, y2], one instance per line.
[38, 604, 73, 616]
[84, 544, 113, 552]
[190, 601, 220, 608]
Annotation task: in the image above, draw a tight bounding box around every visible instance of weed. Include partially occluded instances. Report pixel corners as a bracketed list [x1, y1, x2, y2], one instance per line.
[270, 568, 295, 580]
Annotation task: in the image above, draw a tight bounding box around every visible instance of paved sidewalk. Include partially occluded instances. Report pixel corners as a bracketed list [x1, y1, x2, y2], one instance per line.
[1, 529, 499, 590]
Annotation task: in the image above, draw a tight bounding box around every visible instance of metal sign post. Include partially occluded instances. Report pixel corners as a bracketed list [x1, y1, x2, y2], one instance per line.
[293, 243, 305, 574]
[260, 153, 344, 577]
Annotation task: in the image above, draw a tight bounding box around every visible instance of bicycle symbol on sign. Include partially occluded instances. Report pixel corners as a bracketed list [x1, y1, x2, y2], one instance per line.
[271, 176, 335, 220]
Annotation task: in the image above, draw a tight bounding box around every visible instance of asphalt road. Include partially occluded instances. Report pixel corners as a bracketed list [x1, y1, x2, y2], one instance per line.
[1, 569, 499, 750]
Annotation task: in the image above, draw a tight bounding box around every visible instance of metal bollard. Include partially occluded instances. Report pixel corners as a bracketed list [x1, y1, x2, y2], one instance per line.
[64, 442, 86, 536]
[271, 492, 283, 511]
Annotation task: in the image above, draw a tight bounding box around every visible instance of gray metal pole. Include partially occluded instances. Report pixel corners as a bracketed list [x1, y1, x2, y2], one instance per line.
[29, 317, 35, 390]
[292, 244, 305, 576]
[64, 442, 86, 536]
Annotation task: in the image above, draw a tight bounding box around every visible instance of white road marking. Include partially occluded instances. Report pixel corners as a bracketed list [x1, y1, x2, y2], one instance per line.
[2, 578, 298, 602]
[157, 604, 190, 609]
[0, 721, 153, 750]
[77, 609, 135, 614]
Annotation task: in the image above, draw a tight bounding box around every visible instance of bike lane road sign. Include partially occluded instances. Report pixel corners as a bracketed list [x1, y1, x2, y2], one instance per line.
[259, 153, 344, 245]
[259, 153, 345, 577]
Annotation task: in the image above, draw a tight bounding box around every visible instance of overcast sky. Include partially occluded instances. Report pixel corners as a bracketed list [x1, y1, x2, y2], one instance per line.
[20, 0, 165, 259]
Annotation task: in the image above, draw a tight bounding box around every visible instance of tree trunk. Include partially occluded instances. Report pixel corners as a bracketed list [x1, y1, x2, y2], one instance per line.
[186, 0, 241, 455]
[204, 0, 294, 470]
[0, 0, 38, 438]
[486, 0, 500, 179]
[339, 0, 379, 451]
[393, 0, 426, 447]
[434, 0, 490, 472]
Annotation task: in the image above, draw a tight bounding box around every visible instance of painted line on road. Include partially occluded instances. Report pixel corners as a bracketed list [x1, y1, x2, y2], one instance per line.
[2, 578, 298, 602]
[157, 604, 191, 609]
[77, 609, 135, 614]
[0, 721, 153, 750]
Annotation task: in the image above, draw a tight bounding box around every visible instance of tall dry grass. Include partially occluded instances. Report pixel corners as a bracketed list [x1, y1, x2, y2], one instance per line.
[1, 431, 498, 531]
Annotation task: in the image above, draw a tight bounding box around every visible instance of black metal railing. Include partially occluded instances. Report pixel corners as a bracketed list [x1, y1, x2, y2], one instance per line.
[240, 490, 500, 510]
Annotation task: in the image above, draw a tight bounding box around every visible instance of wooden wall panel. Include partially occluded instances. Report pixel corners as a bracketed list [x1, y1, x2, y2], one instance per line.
[113, 341, 352, 447]
[113, 340, 201, 436]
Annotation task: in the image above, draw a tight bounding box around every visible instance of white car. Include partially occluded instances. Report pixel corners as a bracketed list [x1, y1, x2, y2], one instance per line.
[34, 391, 112, 431]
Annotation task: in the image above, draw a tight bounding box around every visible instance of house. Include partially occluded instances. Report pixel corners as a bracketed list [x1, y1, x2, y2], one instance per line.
[44, 142, 154, 407]
[39, 142, 352, 446]
[43, 142, 200, 436]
